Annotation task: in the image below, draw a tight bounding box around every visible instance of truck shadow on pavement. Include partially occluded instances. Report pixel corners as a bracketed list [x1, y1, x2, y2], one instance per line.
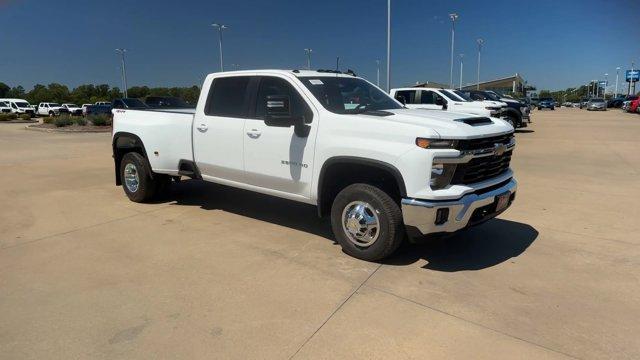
[384, 219, 538, 271]
[162, 180, 537, 271]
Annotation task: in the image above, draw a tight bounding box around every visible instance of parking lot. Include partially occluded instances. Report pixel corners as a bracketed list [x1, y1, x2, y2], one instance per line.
[1, 108, 639, 359]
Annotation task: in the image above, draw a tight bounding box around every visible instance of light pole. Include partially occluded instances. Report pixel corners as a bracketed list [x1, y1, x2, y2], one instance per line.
[631, 61, 636, 95]
[386, 0, 391, 91]
[449, 13, 458, 89]
[615, 67, 620, 97]
[376, 60, 380, 87]
[476, 38, 484, 90]
[115, 48, 128, 98]
[211, 23, 228, 72]
[459, 54, 464, 90]
[304, 48, 313, 70]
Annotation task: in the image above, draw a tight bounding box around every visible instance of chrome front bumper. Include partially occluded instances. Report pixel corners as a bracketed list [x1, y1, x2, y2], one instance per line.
[401, 179, 517, 236]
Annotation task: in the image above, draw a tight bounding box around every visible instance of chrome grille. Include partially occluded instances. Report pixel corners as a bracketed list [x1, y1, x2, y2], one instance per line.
[457, 133, 513, 151]
[451, 150, 512, 185]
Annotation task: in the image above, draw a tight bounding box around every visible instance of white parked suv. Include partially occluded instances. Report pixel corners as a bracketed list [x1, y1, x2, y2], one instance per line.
[390, 87, 506, 118]
[61, 103, 83, 116]
[0, 101, 11, 114]
[112, 70, 517, 261]
[37, 102, 64, 117]
[0, 98, 36, 117]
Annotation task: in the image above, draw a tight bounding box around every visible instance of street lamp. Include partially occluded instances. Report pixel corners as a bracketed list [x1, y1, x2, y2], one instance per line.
[615, 67, 620, 97]
[376, 59, 381, 87]
[386, 0, 391, 91]
[115, 48, 128, 98]
[449, 13, 459, 89]
[211, 23, 228, 72]
[476, 38, 484, 90]
[304, 48, 313, 70]
[459, 54, 464, 90]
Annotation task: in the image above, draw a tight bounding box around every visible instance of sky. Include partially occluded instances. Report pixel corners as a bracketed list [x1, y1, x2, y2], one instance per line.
[1, 0, 638, 92]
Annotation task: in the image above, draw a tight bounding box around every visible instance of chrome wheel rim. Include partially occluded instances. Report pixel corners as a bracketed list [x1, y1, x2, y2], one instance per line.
[124, 163, 139, 193]
[341, 201, 380, 247]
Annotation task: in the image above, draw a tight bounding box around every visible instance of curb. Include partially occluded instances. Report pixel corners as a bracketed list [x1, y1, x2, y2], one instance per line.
[25, 124, 112, 133]
[0, 120, 38, 124]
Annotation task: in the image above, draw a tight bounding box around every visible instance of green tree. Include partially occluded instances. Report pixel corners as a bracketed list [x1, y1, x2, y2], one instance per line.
[0, 82, 10, 98]
[7, 86, 26, 98]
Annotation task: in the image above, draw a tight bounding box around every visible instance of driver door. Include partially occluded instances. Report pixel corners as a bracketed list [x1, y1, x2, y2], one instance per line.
[243, 75, 317, 199]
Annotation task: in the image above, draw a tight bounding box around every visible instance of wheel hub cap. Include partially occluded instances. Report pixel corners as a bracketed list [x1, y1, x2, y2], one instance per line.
[124, 163, 139, 193]
[341, 201, 380, 247]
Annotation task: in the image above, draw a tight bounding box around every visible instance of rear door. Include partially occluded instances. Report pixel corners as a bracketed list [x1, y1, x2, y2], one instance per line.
[242, 75, 317, 198]
[193, 76, 252, 184]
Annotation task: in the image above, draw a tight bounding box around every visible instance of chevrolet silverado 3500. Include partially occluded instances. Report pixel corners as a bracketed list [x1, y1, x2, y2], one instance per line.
[112, 70, 517, 261]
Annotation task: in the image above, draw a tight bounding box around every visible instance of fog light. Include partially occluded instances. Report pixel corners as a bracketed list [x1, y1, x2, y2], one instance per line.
[435, 208, 449, 225]
[430, 163, 456, 189]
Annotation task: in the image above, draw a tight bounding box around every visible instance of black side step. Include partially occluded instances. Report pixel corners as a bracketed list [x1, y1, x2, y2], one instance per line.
[178, 159, 202, 179]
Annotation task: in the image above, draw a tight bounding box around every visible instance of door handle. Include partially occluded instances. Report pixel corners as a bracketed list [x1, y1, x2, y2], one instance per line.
[246, 129, 261, 139]
[196, 123, 208, 132]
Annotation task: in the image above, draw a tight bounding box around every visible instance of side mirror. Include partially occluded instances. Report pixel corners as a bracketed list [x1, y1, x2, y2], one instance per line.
[395, 95, 406, 105]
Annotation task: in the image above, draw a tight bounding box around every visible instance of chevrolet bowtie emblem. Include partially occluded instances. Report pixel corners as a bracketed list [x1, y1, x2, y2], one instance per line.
[493, 143, 507, 156]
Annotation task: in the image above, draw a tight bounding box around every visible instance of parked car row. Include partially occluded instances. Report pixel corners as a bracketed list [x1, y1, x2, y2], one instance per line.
[389, 87, 531, 128]
[0, 96, 195, 119]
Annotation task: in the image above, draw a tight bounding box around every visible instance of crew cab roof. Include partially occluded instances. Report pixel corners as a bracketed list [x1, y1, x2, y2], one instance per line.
[207, 69, 358, 79]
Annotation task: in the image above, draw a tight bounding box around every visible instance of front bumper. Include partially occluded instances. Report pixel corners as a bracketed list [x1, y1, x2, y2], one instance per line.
[401, 178, 517, 236]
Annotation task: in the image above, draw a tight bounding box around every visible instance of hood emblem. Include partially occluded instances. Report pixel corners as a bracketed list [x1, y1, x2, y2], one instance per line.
[493, 143, 507, 156]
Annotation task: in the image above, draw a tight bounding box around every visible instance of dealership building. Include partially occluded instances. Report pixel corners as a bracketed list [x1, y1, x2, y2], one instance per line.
[414, 73, 534, 97]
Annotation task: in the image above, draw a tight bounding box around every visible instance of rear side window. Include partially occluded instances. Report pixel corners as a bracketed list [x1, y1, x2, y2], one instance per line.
[205, 76, 251, 117]
[395, 90, 416, 104]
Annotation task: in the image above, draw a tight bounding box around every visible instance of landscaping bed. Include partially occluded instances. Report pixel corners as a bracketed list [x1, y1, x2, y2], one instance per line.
[0, 113, 38, 123]
[25, 114, 112, 133]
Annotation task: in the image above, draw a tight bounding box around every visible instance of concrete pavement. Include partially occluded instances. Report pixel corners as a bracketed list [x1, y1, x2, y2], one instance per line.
[1, 108, 639, 359]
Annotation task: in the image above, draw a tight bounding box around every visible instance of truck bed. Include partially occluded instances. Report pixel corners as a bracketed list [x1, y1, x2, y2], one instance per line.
[112, 108, 194, 175]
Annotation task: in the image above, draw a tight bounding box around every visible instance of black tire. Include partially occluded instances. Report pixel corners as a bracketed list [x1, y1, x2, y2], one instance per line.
[537, 107, 541, 110]
[502, 115, 517, 129]
[330, 183, 404, 261]
[48, 111, 54, 117]
[120, 152, 158, 202]
[550, 107, 555, 110]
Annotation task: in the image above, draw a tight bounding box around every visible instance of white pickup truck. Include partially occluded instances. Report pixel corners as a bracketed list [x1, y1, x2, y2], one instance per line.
[390, 87, 506, 118]
[112, 70, 517, 261]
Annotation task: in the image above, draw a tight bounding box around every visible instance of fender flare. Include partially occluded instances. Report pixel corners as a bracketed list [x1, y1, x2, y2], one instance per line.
[316, 156, 407, 216]
[112, 131, 153, 185]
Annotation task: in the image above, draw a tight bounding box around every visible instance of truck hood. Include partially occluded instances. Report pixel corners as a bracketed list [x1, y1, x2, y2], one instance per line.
[364, 108, 514, 139]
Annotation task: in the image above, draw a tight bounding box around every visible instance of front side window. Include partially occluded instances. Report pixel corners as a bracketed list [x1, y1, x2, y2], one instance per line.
[440, 90, 467, 102]
[255, 77, 312, 123]
[205, 76, 251, 117]
[420, 90, 437, 104]
[299, 76, 402, 114]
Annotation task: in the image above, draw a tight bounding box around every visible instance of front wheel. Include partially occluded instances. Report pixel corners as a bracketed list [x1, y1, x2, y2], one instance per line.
[502, 115, 517, 129]
[330, 183, 404, 261]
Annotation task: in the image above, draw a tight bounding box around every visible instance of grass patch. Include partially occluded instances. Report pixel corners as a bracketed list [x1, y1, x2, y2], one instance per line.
[19, 113, 32, 120]
[88, 114, 112, 126]
[73, 117, 87, 126]
[0, 113, 18, 121]
[54, 116, 74, 127]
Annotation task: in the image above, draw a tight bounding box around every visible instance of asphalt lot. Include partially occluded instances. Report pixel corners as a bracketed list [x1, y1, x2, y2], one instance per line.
[1, 108, 639, 359]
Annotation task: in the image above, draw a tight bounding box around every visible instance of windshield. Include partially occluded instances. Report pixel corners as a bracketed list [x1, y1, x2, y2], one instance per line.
[453, 90, 473, 101]
[483, 91, 501, 101]
[16, 102, 30, 107]
[299, 76, 402, 114]
[440, 89, 468, 102]
[49, 103, 61, 107]
[65, 104, 78, 107]
[0, 102, 7, 107]
[590, 98, 605, 103]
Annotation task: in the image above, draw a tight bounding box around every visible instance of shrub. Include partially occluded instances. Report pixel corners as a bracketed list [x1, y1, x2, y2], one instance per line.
[54, 116, 73, 127]
[19, 113, 32, 120]
[89, 114, 112, 126]
[0, 113, 18, 121]
[43, 117, 55, 124]
[74, 117, 87, 126]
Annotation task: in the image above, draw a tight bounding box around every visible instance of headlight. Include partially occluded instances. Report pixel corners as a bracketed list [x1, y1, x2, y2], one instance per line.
[430, 163, 456, 189]
[415, 138, 457, 149]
